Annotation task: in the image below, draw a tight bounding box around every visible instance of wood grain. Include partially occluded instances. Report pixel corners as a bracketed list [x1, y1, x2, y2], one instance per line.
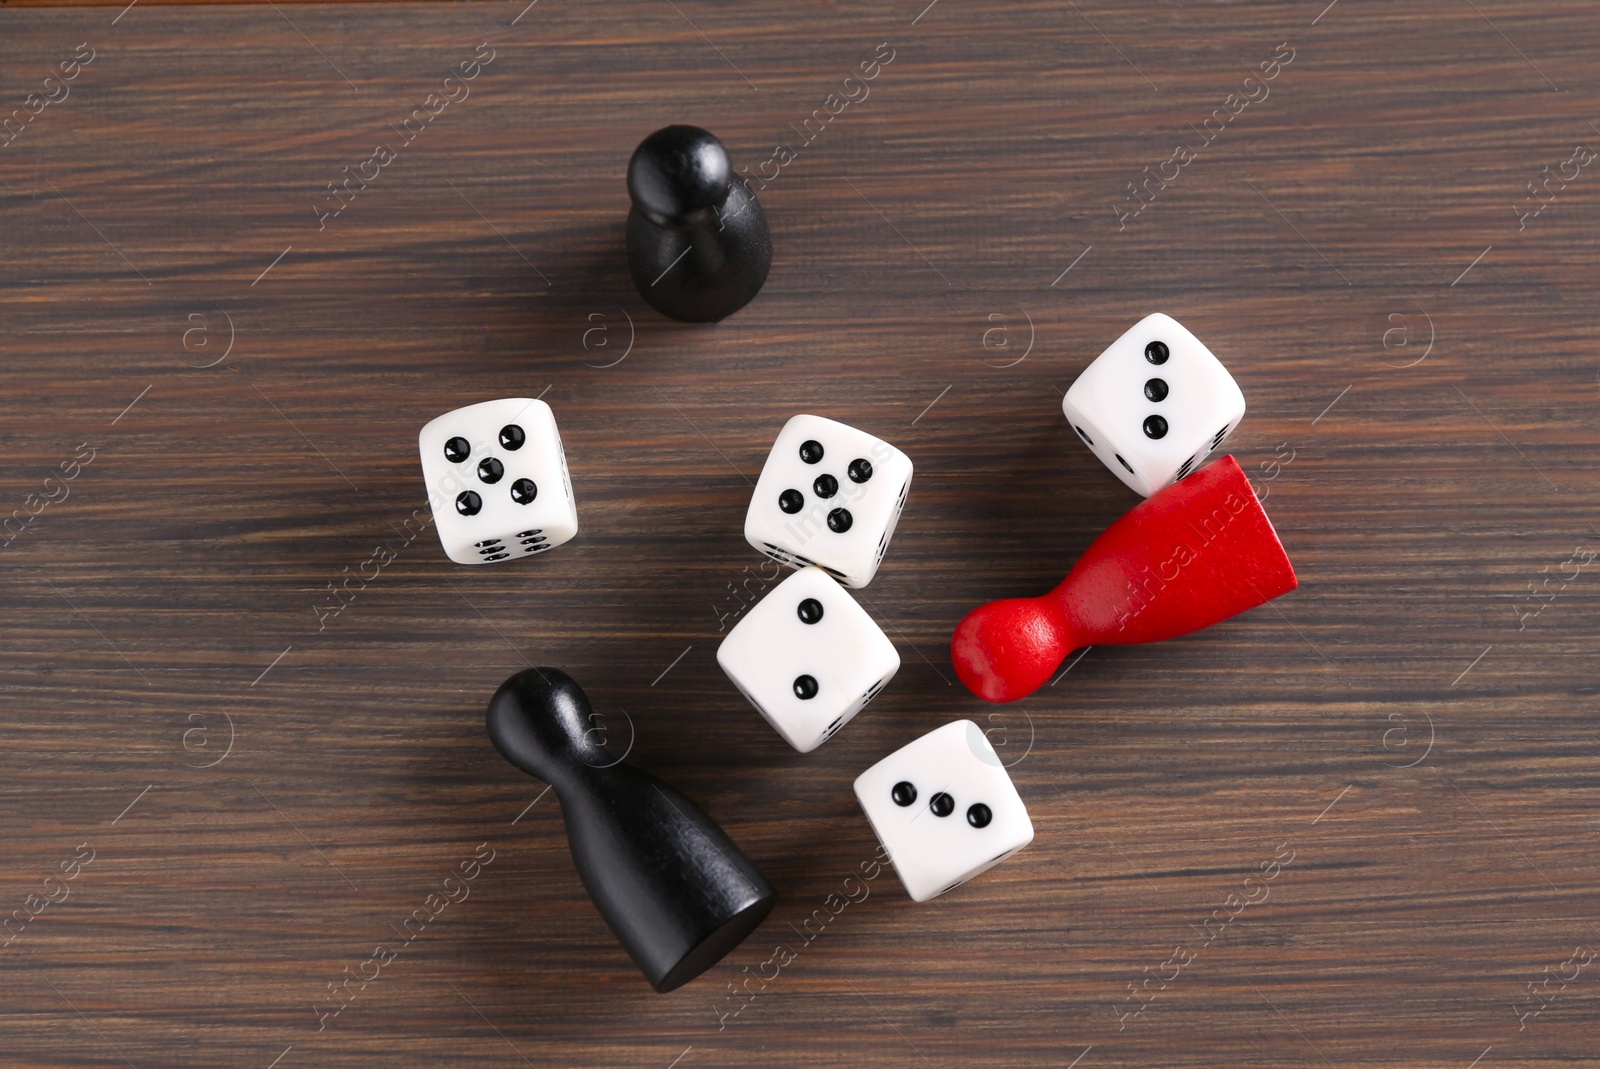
[1, 1, 1598, 1066]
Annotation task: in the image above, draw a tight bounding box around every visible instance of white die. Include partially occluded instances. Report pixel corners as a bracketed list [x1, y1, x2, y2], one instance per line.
[716, 566, 900, 753]
[418, 398, 578, 565]
[854, 720, 1033, 902]
[743, 415, 912, 588]
[1062, 313, 1245, 497]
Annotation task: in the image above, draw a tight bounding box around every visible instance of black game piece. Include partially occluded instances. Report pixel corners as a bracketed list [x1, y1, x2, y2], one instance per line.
[487, 667, 775, 992]
[625, 125, 772, 323]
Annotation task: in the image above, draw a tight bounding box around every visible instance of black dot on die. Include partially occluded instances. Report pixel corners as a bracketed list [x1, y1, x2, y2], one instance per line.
[499, 425, 526, 450]
[891, 781, 917, 807]
[510, 478, 537, 504]
[793, 674, 819, 700]
[813, 474, 838, 498]
[848, 458, 873, 483]
[1144, 377, 1169, 402]
[929, 792, 955, 817]
[444, 437, 472, 463]
[455, 491, 482, 516]
[1115, 454, 1135, 474]
[779, 489, 804, 514]
[1143, 415, 1168, 440]
[797, 598, 824, 624]
[1074, 425, 1094, 446]
[477, 457, 504, 483]
[1145, 340, 1169, 364]
[484, 552, 510, 561]
[967, 803, 992, 828]
[827, 508, 853, 533]
[798, 440, 824, 464]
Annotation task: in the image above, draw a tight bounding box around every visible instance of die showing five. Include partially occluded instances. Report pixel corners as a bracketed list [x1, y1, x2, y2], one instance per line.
[418, 397, 577, 566]
[744, 414, 913, 588]
[776, 437, 870, 533]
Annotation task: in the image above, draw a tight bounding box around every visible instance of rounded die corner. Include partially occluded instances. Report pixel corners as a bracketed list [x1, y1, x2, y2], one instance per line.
[1136, 310, 1180, 329]
[836, 566, 873, 590]
[959, 719, 1004, 768]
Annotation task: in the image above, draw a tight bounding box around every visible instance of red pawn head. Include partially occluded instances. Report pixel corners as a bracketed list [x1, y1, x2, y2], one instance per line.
[952, 455, 1297, 702]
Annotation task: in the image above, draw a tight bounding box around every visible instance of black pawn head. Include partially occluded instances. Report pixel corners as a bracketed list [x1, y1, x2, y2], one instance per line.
[628, 125, 732, 229]
[486, 668, 611, 784]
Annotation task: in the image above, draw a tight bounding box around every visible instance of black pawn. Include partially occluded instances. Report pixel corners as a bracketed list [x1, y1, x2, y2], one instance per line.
[487, 667, 775, 992]
[626, 125, 772, 323]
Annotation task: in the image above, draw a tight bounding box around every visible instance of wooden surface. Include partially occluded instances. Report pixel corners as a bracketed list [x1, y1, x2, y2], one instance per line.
[2, 2, 1598, 1066]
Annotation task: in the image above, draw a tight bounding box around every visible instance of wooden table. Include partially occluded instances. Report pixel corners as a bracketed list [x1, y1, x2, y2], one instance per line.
[1, 1, 1597, 1066]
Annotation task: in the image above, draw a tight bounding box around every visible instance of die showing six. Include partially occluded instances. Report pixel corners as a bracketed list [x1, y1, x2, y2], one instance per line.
[743, 414, 913, 589]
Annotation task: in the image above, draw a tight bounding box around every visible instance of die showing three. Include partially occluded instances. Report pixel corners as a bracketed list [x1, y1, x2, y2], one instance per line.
[1063, 312, 1245, 497]
[854, 720, 1034, 903]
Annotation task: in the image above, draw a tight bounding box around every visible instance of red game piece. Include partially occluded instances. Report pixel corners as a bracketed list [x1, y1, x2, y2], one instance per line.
[951, 455, 1297, 703]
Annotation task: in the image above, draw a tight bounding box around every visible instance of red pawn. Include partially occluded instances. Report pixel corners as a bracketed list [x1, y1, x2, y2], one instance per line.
[952, 455, 1297, 703]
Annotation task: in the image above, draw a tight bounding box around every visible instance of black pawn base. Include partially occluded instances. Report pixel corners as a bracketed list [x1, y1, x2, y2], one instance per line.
[654, 894, 773, 993]
[626, 179, 772, 323]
